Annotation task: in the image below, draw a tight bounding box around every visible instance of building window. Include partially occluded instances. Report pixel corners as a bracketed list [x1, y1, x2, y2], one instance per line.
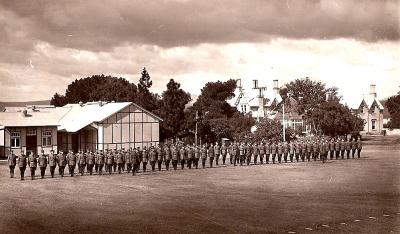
[27, 128, 37, 136]
[241, 105, 247, 113]
[371, 119, 376, 130]
[42, 130, 52, 146]
[11, 131, 21, 148]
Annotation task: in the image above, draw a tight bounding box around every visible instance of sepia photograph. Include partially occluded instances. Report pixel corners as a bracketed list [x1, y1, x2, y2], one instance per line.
[0, 0, 399, 233]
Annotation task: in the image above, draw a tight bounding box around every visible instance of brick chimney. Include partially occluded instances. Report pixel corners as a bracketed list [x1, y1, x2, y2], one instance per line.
[370, 84, 377, 98]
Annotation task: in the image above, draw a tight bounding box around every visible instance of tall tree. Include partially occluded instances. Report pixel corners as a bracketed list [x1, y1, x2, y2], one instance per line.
[253, 118, 281, 142]
[385, 93, 400, 129]
[158, 79, 191, 140]
[135, 67, 159, 112]
[50, 75, 138, 106]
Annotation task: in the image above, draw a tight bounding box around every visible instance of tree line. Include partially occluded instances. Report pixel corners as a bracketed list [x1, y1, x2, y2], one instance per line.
[51, 69, 365, 143]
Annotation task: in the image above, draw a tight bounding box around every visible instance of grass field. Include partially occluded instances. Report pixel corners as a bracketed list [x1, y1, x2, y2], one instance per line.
[0, 135, 399, 234]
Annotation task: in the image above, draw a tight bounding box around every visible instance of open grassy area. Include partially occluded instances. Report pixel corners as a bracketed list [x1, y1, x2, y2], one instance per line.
[0, 135, 399, 233]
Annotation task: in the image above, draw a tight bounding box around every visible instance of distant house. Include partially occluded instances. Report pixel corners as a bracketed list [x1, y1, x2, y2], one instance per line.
[0, 101, 162, 157]
[355, 84, 384, 134]
[274, 96, 305, 133]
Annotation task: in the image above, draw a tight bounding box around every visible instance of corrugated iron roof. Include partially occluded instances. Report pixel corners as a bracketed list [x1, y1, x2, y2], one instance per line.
[0, 107, 70, 127]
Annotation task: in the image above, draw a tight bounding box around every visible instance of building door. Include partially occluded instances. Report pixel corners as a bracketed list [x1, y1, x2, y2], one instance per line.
[26, 135, 37, 155]
[72, 134, 79, 153]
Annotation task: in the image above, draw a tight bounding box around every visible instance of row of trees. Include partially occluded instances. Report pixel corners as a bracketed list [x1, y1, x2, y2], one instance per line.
[51, 70, 364, 143]
[385, 91, 400, 129]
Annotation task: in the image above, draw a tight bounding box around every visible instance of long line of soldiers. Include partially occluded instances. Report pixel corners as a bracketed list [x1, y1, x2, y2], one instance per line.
[7, 137, 362, 180]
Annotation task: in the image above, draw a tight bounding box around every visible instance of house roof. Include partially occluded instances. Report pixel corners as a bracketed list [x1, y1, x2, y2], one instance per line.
[0, 101, 162, 132]
[359, 95, 384, 110]
[0, 107, 70, 127]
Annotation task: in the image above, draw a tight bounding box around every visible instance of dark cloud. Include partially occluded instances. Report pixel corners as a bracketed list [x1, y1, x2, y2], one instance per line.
[0, 0, 398, 55]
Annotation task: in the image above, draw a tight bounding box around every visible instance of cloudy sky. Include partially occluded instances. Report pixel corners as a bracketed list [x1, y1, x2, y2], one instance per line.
[0, 0, 399, 108]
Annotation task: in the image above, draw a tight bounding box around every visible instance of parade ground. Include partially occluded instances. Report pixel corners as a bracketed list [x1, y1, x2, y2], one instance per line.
[0, 135, 399, 234]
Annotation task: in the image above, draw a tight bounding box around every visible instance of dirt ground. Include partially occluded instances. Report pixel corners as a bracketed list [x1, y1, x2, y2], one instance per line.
[0, 135, 399, 234]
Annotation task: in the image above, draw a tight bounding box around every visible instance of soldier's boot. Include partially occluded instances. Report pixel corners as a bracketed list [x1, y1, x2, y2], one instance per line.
[284, 155, 287, 163]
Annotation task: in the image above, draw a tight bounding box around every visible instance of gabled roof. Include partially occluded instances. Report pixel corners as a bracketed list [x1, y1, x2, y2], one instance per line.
[359, 95, 384, 110]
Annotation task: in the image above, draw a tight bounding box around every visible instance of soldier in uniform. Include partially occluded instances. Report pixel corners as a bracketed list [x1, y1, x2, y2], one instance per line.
[295, 141, 301, 162]
[289, 141, 295, 163]
[48, 149, 57, 178]
[28, 152, 38, 180]
[258, 142, 265, 165]
[38, 149, 47, 179]
[252, 142, 259, 165]
[351, 139, 357, 159]
[346, 139, 351, 159]
[187, 145, 193, 169]
[229, 142, 234, 164]
[171, 144, 179, 170]
[214, 142, 220, 166]
[78, 151, 86, 176]
[340, 139, 346, 159]
[57, 150, 66, 177]
[106, 149, 114, 174]
[86, 150, 95, 175]
[283, 141, 289, 163]
[208, 143, 215, 168]
[157, 145, 163, 171]
[125, 148, 133, 173]
[116, 149, 125, 174]
[194, 144, 200, 169]
[319, 140, 326, 163]
[149, 145, 157, 172]
[142, 146, 149, 172]
[329, 139, 335, 160]
[277, 142, 283, 163]
[245, 143, 251, 166]
[239, 143, 245, 166]
[132, 148, 140, 175]
[67, 150, 76, 177]
[357, 138, 362, 158]
[312, 140, 319, 161]
[180, 145, 187, 170]
[164, 144, 171, 171]
[306, 141, 312, 162]
[334, 139, 341, 160]
[112, 149, 118, 172]
[201, 144, 207, 169]
[271, 141, 277, 164]
[97, 150, 105, 175]
[7, 150, 17, 178]
[221, 142, 227, 165]
[265, 141, 271, 164]
[18, 150, 27, 180]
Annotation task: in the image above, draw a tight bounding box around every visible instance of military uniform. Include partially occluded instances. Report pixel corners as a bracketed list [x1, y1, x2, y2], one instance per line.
[57, 151, 67, 177]
[157, 146, 163, 171]
[86, 151, 95, 175]
[295, 142, 301, 162]
[117, 150, 125, 174]
[346, 140, 351, 159]
[142, 147, 149, 172]
[258, 143, 265, 164]
[38, 151, 47, 179]
[319, 141, 326, 163]
[48, 150, 57, 178]
[289, 142, 295, 162]
[96, 150, 105, 175]
[106, 150, 114, 174]
[7, 151, 17, 178]
[252, 143, 259, 165]
[28, 152, 38, 180]
[164, 145, 171, 171]
[179, 146, 186, 170]
[357, 139, 362, 158]
[329, 140, 335, 160]
[18, 151, 27, 180]
[200, 145, 207, 169]
[125, 149, 133, 173]
[277, 142, 283, 163]
[312, 141, 319, 161]
[306, 142, 312, 161]
[351, 140, 357, 158]
[187, 146, 193, 169]
[208, 144, 215, 168]
[265, 142, 271, 164]
[194, 145, 200, 169]
[334, 140, 340, 160]
[221, 143, 227, 165]
[67, 151, 76, 176]
[132, 148, 139, 175]
[149, 146, 157, 172]
[283, 142, 289, 163]
[340, 140, 346, 159]
[271, 142, 278, 164]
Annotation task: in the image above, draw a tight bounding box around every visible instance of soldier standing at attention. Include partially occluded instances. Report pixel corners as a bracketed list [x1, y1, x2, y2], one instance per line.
[228, 142, 234, 164]
[97, 150, 105, 175]
[319, 141, 326, 163]
[214, 142, 221, 166]
[312, 140, 319, 161]
[340, 139, 346, 159]
[239, 143, 245, 166]
[116, 149, 124, 174]
[18, 150, 27, 180]
[351, 139, 357, 159]
[194, 144, 200, 169]
[78, 151, 87, 176]
[277, 142, 283, 163]
[48, 149, 57, 178]
[170, 144, 177, 170]
[112, 149, 118, 172]
[271, 141, 277, 164]
[346, 139, 351, 159]
[132, 148, 139, 175]
[187, 145, 193, 169]
[208, 143, 215, 168]
[265, 141, 271, 164]
[149, 145, 157, 172]
[125, 149, 132, 173]
[201, 144, 207, 169]
[157, 144, 163, 171]
[28, 152, 38, 180]
[306, 141, 312, 162]
[295, 141, 301, 162]
[252, 142, 259, 165]
[87, 150, 95, 175]
[289, 141, 295, 163]
[245, 143, 251, 166]
[258, 142, 265, 165]
[179, 145, 188, 170]
[357, 138, 362, 158]
[67, 150, 76, 177]
[106, 149, 114, 174]
[38, 149, 47, 179]
[8, 150, 17, 178]
[142, 146, 149, 172]
[335, 139, 341, 160]
[164, 144, 171, 171]
[221, 142, 227, 165]
[329, 139, 335, 160]
[57, 150, 66, 177]
[283, 141, 289, 163]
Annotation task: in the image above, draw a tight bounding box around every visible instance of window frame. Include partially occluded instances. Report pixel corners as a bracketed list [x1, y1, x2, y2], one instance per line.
[42, 130, 52, 147]
[11, 131, 21, 148]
